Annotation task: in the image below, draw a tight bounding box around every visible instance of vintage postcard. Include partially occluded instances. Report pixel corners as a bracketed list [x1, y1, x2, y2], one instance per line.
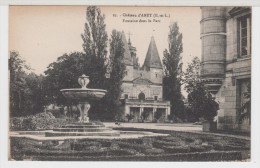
[6, 5, 253, 163]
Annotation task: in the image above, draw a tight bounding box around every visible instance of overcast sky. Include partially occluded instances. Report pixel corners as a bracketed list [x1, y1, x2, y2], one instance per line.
[9, 6, 201, 75]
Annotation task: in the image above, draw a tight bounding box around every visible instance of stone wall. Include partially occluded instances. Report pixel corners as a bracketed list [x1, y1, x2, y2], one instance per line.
[200, 7, 251, 132]
[121, 82, 163, 100]
[200, 7, 226, 79]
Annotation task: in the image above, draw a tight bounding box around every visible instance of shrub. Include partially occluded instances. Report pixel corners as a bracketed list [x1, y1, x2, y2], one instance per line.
[162, 145, 190, 153]
[10, 117, 24, 130]
[10, 112, 71, 131]
[153, 140, 185, 148]
[144, 148, 165, 155]
[125, 114, 134, 122]
[117, 141, 147, 152]
[71, 141, 102, 151]
[189, 145, 207, 152]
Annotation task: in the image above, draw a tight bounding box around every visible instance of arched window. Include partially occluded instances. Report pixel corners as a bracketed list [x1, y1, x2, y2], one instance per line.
[138, 92, 145, 100]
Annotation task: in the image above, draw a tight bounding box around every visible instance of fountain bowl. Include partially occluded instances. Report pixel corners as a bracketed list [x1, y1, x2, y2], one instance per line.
[60, 88, 107, 101]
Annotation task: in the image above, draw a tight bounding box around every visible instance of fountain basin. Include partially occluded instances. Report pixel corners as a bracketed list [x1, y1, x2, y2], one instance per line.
[60, 88, 107, 101]
[45, 131, 121, 137]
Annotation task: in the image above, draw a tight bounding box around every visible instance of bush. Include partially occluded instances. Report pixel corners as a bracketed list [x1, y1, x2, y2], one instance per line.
[71, 141, 102, 151]
[117, 141, 147, 152]
[10, 112, 71, 131]
[189, 145, 207, 152]
[144, 148, 165, 155]
[162, 145, 190, 153]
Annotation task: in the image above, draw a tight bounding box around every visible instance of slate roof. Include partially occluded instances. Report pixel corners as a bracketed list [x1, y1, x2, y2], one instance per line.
[122, 31, 133, 65]
[143, 36, 163, 69]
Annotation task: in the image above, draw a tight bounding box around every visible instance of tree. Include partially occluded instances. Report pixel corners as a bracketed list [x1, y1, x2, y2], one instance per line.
[10, 51, 29, 116]
[44, 52, 87, 105]
[24, 73, 46, 115]
[163, 22, 184, 120]
[104, 30, 126, 120]
[9, 51, 45, 117]
[183, 57, 203, 121]
[81, 6, 108, 89]
[183, 56, 201, 93]
[184, 57, 219, 122]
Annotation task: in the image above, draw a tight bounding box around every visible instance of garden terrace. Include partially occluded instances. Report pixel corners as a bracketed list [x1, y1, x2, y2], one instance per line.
[10, 130, 250, 161]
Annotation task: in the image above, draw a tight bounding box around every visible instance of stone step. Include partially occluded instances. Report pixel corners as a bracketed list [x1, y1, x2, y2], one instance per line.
[61, 125, 104, 128]
[53, 127, 111, 132]
[68, 122, 104, 126]
[45, 131, 120, 137]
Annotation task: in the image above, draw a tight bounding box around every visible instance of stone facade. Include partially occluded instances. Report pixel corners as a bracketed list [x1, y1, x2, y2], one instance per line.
[200, 7, 251, 132]
[119, 32, 171, 122]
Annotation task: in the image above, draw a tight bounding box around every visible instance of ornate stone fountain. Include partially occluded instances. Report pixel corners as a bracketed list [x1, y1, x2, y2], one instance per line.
[42, 75, 166, 138]
[60, 74, 107, 123]
[44, 74, 116, 137]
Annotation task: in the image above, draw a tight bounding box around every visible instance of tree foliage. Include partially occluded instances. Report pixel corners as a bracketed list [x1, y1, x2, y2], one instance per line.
[240, 82, 251, 124]
[188, 91, 219, 121]
[81, 6, 108, 89]
[104, 30, 126, 120]
[9, 51, 45, 117]
[44, 52, 87, 105]
[184, 57, 219, 121]
[183, 56, 201, 93]
[162, 22, 184, 120]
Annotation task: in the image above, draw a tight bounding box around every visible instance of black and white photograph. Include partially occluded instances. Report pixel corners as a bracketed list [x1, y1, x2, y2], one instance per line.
[0, 2, 259, 165]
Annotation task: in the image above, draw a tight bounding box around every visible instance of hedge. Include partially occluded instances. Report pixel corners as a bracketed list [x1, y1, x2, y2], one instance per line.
[32, 151, 243, 161]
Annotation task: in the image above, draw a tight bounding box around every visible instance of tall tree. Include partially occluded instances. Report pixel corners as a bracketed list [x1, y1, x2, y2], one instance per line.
[105, 30, 126, 120]
[9, 51, 45, 117]
[163, 22, 184, 120]
[81, 6, 108, 89]
[9, 51, 29, 116]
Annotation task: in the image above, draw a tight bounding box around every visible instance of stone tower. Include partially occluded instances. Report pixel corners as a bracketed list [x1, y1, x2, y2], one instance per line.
[200, 7, 251, 132]
[200, 7, 227, 94]
[143, 36, 163, 85]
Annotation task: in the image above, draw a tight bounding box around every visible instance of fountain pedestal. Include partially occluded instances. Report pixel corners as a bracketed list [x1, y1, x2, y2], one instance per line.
[47, 74, 111, 137]
[77, 101, 90, 123]
[60, 74, 107, 123]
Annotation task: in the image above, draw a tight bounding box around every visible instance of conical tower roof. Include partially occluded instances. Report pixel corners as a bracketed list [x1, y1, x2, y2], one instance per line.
[143, 36, 162, 69]
[121, 31, 133, 65]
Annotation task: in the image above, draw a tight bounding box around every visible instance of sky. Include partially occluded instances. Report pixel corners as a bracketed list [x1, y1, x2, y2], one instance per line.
[9, 6, 201, 75]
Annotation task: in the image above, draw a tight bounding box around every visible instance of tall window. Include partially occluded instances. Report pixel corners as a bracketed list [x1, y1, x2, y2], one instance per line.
[238, 15, 251, 57]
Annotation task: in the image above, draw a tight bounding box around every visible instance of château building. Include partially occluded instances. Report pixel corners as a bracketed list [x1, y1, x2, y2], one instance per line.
[200, 7, 251, 132]
[119, 32, 171, 122]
